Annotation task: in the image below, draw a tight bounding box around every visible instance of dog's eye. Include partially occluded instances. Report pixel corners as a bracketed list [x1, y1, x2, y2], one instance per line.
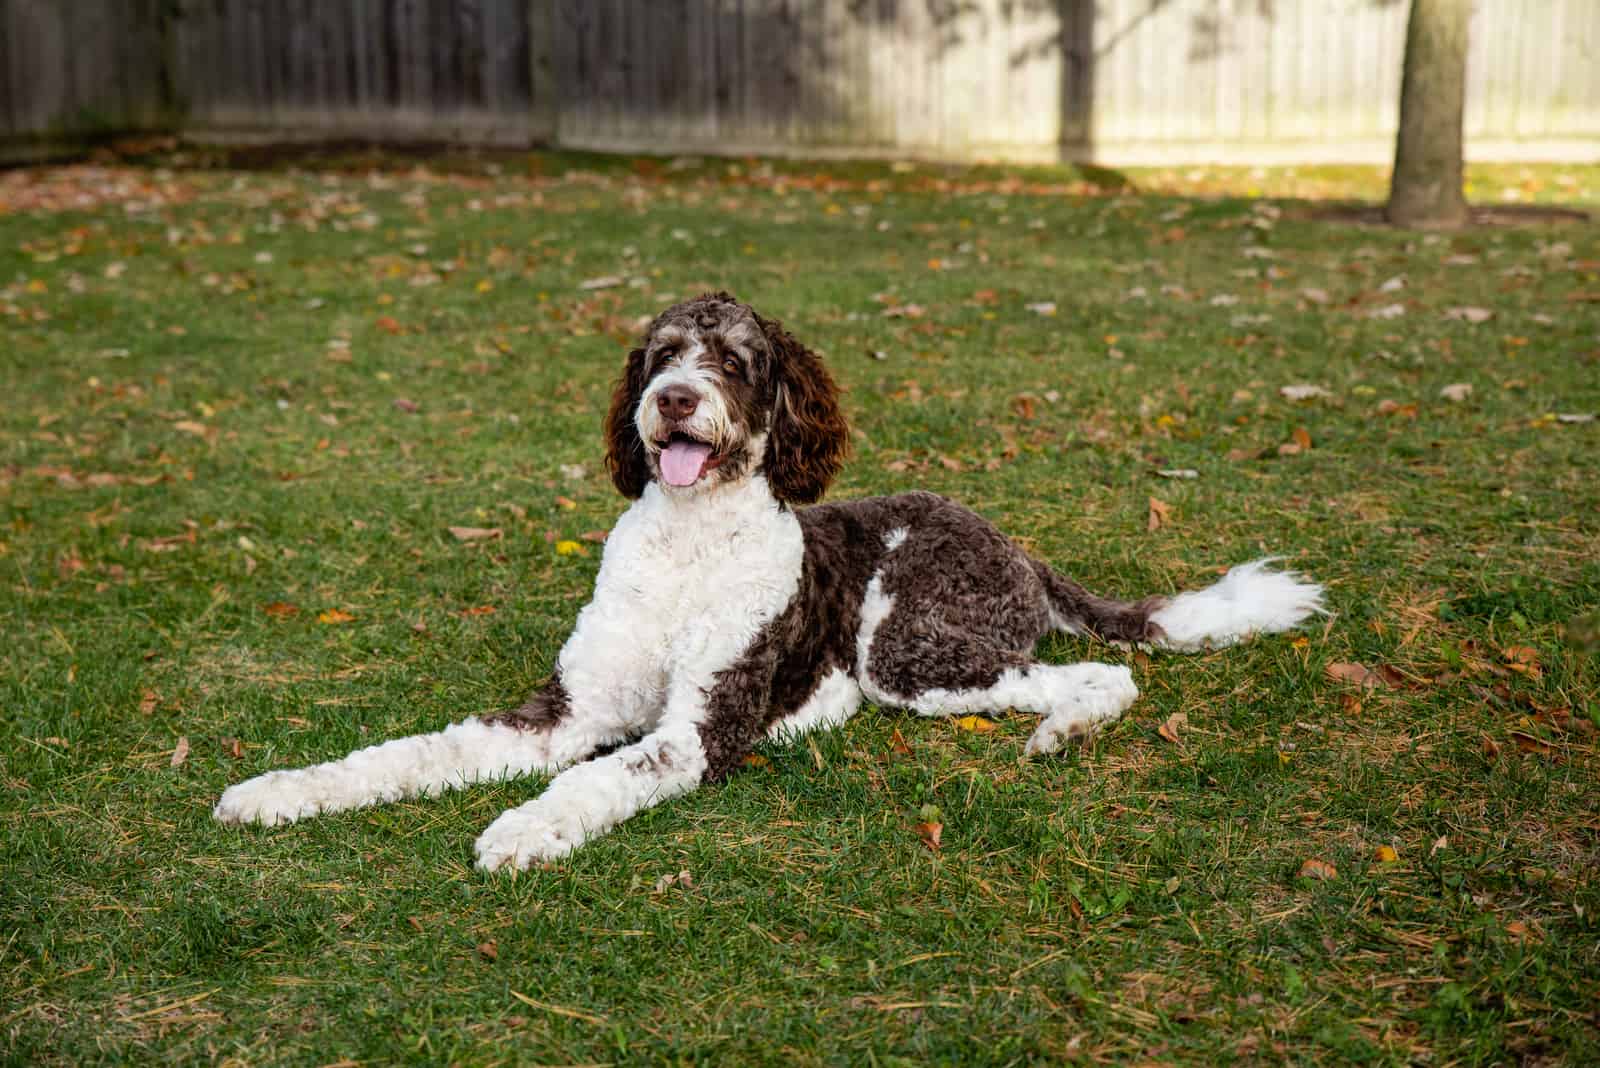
[722, 356, 740, 375]
[657, 346, 677, 363]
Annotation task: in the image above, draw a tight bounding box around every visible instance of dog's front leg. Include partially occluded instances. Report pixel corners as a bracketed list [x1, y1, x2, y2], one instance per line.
[214, 673, 623, 827]
[474, 643, 779, 871]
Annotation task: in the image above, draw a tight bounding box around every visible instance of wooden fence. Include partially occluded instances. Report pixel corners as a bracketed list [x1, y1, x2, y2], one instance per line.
[4, 0, 1598, 165]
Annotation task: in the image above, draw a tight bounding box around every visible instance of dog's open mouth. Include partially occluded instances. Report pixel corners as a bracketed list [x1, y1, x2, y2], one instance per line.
[656, 430, 721, 487]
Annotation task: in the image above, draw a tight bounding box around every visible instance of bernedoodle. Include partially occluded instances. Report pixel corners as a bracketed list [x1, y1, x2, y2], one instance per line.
[215, 292, 1324, 870]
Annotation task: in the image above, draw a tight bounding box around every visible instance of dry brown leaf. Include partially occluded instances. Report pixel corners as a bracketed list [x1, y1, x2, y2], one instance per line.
[579, 529, 609, 543]
[263, 601, 299, 619]
[1509, 730, 1556, 757]
[1501, 645, 1541, 677]
[139, 690, 158, 715]
[448, 526, 503, 542]
[1157, 711, 1188, 744]
[1326, 662, 1382, 688]
[914, 821, 943, 851]
[223, 737, 244, 759]
[1481, 733, 1503, 759]
[1298, 858, 1338, 881]
[393, 397, 419, 413]
[476, 941, 498, 961]
[170, 736, 190, 768]
[1147, 496, 1172, 532]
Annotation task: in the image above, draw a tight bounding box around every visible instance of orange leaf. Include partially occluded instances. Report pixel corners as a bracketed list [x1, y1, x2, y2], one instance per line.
[914, 821, 943, 851]
[1374, 845, 1398, 863]
[1298, 858, 1338, 880]
[742, 753, 769, 768]
[1501, 645, 1541, 677]
[477, 940, 499, 961]
[376, 315, 403, 334]
[317, 609, 355, 624]
[1147, 496, 1172, 532]
[888, 727, 912, 756]
[1291, 426, 1313, 450]
[459, 605, 497, 617]
[263, 601, 300, 619]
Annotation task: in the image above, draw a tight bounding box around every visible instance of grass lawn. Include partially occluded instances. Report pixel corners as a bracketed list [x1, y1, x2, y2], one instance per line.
[3, 153, 1598, 1065]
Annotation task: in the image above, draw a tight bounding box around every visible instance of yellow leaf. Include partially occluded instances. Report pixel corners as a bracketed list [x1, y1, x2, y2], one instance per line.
[476, 279, 494, 293]
[555, 540, 586, 556]
[742, 753, 769, 768]
[1374, 845, 1399, 863]
[953, 715, 997, 733]
[317, 609, 355, 624]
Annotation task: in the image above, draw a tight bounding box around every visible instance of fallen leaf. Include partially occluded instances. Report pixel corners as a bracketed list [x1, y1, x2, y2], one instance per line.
[173, 420, 210, 438]
[953, 715, 997, 733]
[1156, 468, 1199, 479]
[1326, 662, 1382, 688]
[1445, 306, 1493, 324]
[1291, 426, 1313, 450]
[1367, 303, 1407, 320]
[1298, 858, 1338, 881]
[263, 601, 299, 619]
[881, 303, 924, 319]
[914, 820, 943, 851]
[1300, 287, 1330, 305]
[393, 397, 419, 413]
[448, 526, 503, 542]
[1280, 384, 1331, 402]
[1509, 730, 1556, 756]
[1501, 645, 1541, 677]
[742, 753, 769, 768]
[317, 609, 355, 624]
[1556, 412, 1595, 424]
[1376, 399, 1419, 418]
[1439, 383, 1473, 402]
[653, 870, 693, 893]
[375, 315, 403, 334]
[139, 690, 158, 715]
[1374, 845, 1398, 863]
[1481, 733, 1502, 759]
[554, 496, 577, 510]
[459, 605, 497, 617]
[223, 737, 244, 759]
[477, 941, 498, 961]
[170, 736, 190, 767]
[1147, 496, 1172, 532]
[1430, 835, 1448, 857]
[578, 275, 623, 290]
[888, 727, 912, 756]
[555, 540, 587, 556]
[1157, 711, 1188, 744]
[579, 530, 609, 543]
[1024, 301, 1057, 316]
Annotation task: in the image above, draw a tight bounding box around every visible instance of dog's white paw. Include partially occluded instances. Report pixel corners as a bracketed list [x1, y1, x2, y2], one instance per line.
[213, 770, 320, 826]
[474, 806, 583, 872]
[1023, 664, 1139, 757]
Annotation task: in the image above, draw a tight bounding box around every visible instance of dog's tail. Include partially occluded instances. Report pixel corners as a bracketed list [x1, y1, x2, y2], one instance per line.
[1032, 558, 1324, 652]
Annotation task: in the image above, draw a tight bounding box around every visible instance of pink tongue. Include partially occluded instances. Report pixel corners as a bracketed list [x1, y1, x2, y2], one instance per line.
[660, 440, 713, 486]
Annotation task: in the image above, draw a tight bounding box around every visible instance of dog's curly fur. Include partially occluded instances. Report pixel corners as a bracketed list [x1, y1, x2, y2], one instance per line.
[215, 293, 1325, 870]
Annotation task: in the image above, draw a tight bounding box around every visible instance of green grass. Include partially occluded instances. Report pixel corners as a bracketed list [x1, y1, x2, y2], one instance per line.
[3, 153, 1598, 1065]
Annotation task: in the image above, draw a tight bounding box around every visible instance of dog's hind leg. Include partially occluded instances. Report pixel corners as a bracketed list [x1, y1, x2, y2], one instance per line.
[213, 676, 623, 827]
[857, 577, 1138, 756]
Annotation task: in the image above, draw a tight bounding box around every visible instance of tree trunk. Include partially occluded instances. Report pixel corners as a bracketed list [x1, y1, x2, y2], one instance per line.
[1386, 0, 1472, 229]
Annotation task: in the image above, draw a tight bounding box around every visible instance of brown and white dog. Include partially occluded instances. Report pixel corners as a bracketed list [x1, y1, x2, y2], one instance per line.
[216, 292, 1323, 870]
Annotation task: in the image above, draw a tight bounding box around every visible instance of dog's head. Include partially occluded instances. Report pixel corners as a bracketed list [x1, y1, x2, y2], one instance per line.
[604, 292, 848, 505]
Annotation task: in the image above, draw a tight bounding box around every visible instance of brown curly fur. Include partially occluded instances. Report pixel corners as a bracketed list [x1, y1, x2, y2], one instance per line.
[604, 347, 652, 498]
[754, 311, 849, 506]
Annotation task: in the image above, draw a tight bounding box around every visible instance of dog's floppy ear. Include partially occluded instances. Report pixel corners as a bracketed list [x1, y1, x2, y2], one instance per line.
[604, 347, 652, 498]
[759, 315, 849, 506]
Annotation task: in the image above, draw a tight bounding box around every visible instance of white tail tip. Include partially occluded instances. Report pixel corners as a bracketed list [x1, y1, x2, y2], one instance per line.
[1148, 558, 1325, 653]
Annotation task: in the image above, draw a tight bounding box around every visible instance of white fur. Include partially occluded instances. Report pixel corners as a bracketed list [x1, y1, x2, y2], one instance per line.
[767, 667, 863, 740]
[1147, 558, 1325, 652]
[212, 717, 597, 826]
[883, 526, 909, 552]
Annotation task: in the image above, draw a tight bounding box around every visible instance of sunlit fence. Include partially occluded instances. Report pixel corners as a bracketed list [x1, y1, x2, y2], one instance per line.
[4, 0, 1598, 164]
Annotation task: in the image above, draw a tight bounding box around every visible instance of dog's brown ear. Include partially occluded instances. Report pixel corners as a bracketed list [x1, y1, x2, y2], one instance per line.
[604, 348, 652, 498]
[759, 317, 849, 506]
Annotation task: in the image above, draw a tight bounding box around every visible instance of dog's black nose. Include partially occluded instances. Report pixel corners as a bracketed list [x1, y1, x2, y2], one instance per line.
[656, 384, 700, 420]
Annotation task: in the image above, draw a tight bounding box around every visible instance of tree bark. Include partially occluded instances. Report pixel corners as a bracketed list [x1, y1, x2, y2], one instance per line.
[1386, 0, 1472, 228]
